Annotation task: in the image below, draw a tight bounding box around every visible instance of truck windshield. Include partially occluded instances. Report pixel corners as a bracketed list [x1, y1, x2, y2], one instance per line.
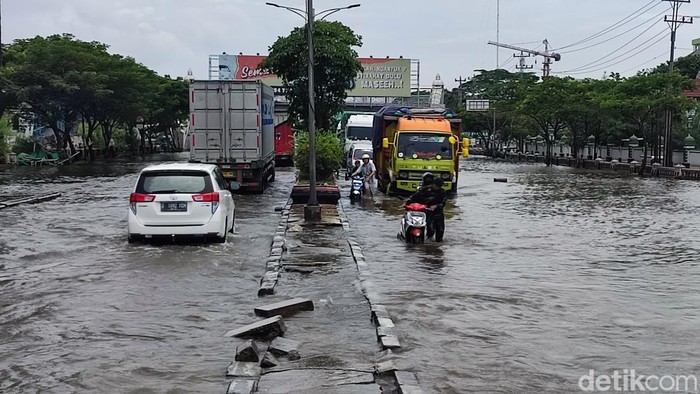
[346, 126, 373, 141]
[398, 133, 452, 159]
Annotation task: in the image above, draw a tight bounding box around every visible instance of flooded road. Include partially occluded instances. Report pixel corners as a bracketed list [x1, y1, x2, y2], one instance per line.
[0, 155, 296, 393]
[2, 156, 699, 393]
[342, 158, 700, 393]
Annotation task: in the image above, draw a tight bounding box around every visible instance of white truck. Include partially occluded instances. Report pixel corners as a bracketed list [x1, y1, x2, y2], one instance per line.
[343, 114, 374, 165]
[188, 80, 276, 193]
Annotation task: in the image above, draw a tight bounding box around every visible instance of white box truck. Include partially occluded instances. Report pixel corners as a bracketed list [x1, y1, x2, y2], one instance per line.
[188, 80, 276, 193]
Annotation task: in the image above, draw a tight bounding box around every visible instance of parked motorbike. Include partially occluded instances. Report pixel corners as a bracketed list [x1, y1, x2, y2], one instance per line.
[349, 175, 365, 203]
[397, 203, 428, 244]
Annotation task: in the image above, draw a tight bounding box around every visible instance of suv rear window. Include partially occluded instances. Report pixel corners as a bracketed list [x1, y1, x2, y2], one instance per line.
[136, 170, 213, 194]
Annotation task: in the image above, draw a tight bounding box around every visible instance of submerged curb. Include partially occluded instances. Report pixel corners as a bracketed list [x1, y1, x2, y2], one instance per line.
[257, 199, 292, 297]
[339, 201, 424, 394]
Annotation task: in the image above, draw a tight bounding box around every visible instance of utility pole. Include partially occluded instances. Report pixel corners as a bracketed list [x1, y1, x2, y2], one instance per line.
[455, 76, 467, 107]
[662, 0, 693, 167]
[0, 0, 3, 68]
[496, 0, 500, 69]
[514, 51, 533, 74]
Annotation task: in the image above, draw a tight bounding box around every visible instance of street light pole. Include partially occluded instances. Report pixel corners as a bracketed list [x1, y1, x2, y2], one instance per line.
[265, 1, 360, 222]
[304, 0, 321, 221]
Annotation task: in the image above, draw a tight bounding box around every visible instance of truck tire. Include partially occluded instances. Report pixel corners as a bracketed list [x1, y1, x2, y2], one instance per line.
[269, 167, 276, 182]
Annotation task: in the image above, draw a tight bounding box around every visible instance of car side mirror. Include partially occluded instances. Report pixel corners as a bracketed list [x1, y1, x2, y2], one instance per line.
[228, 181, 241, 191]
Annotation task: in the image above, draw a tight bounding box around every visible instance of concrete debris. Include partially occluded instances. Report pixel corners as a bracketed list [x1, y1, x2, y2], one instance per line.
[254, 297, 314, 318]
[225, 315, 286, 339]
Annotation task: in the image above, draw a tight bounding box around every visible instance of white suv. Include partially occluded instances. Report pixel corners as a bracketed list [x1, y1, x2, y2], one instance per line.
[127, 163, 238, 243]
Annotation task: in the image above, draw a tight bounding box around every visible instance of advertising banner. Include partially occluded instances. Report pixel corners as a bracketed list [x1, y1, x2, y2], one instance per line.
[213, 55, 411, 97]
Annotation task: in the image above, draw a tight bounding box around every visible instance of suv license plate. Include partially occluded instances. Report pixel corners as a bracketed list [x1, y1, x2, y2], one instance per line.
[161, 202, 188, 212]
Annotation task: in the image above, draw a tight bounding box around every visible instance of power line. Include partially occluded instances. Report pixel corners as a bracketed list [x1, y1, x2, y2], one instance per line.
[555, 0, 659, 50]
[560, 32, 670, 75]
[617, 50, 671, 74]
[559, 7, 669, 54]
[560, 23, 667, 73]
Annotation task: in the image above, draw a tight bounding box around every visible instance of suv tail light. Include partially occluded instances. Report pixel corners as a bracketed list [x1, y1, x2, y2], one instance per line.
[192, 192, 220, 214]
[130, 193, 155, 214]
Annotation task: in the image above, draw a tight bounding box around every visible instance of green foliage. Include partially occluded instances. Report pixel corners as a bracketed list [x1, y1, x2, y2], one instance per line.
[652, 53, 700, 80]
[260, 21, 363, 130]
[12, 135, 35, 154]
[0, 34, 188, 158]
[293, 130, 343, 182]
[0, 116, 12, 161]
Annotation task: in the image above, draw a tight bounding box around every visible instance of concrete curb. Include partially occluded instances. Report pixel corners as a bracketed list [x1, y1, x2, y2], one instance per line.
[257, 199, 292, 297]
[339, 201, 424, 394]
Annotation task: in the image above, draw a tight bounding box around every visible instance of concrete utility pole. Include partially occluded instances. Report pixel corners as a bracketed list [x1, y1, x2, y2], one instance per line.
[514, 51, 533, 74]
[0, 0, 3, 68]
[455, 76, 467, 107]
[304, 0, 321, 221]
[662, 0, 693, 167]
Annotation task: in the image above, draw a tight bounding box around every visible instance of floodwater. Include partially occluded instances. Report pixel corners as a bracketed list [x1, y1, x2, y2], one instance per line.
[0, 155, 299, 393]
[2, 155, 699, 393]
[342, 158, 700, 393]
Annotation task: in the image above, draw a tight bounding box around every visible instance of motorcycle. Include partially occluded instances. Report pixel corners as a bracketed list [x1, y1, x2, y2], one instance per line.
[397, 203, 429, 244]
[349, 175, 365, 203]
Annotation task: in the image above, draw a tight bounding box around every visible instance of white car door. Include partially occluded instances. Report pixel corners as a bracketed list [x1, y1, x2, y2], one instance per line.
[213, 169, 234, 231]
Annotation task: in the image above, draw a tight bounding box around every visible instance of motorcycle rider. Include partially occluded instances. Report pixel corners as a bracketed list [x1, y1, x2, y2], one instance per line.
[403, 174, 447, 242]
[425, 178, 447, 242]
[419, 172, 435, 189]
[351, 154, 376, 197]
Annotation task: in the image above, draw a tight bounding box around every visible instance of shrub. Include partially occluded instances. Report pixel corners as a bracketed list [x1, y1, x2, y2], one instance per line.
[294, 130, 343, 182]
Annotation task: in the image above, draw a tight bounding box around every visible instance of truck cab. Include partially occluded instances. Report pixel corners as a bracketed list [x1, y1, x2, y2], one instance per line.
[343, 114, 374, 162]
[373, 107, 469, 195]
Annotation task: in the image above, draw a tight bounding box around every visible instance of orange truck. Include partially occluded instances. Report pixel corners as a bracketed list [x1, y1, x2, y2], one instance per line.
[372, 106, 469, 195]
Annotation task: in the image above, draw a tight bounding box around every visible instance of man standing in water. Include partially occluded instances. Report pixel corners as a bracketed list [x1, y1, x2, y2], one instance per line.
[351, 154, 376, 198]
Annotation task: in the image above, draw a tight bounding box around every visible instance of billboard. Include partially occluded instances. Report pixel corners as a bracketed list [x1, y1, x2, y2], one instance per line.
[211, 55, 411, 97]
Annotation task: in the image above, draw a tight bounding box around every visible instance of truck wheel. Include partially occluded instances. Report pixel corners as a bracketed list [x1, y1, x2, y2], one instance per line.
[270, 167, 276, 182]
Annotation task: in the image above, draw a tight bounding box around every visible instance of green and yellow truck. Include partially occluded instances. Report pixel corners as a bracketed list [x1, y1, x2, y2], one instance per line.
[372, 106, 469, 195]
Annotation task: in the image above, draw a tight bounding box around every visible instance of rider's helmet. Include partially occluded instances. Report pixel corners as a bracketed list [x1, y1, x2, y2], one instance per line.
[361, 154, 371, 160]
[433, 178, 445, 188]
[422, 172, 434, 184]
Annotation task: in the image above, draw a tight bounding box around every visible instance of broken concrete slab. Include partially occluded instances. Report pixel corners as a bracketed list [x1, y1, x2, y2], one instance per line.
[376, 317, 395, 328]
[258, 281, 277, 297]
[374, 359, 397, 373]
[380, 335, 401, 349]
[376, 325, 396, 338]
[226, 379, 258, 394]
[235, 339, 264, 362]
[270, 247, 283, 256]
[395, 371, 422, 393]
[254, 297, 314, 318]
[225, 315, 286, 339]
[260, 271, 279, 284]
[256, 369, 378, 393]
[226, 362, 262, 378]
[260, 352, 278, 368]
[269, 337, 300, 360]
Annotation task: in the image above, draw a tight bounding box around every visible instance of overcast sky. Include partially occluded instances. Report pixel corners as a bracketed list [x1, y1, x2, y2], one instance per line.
[4, 0, 700, 89]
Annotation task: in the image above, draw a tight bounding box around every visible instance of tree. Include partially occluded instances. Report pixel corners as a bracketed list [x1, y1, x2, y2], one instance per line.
[457, 69, 538, 153]
[260, 20, 363, 130]
[0, 34, 109, 154]
[607, 72, 694, 173]
[517, 76, 572, 165]
[653, 53, 700, 80]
